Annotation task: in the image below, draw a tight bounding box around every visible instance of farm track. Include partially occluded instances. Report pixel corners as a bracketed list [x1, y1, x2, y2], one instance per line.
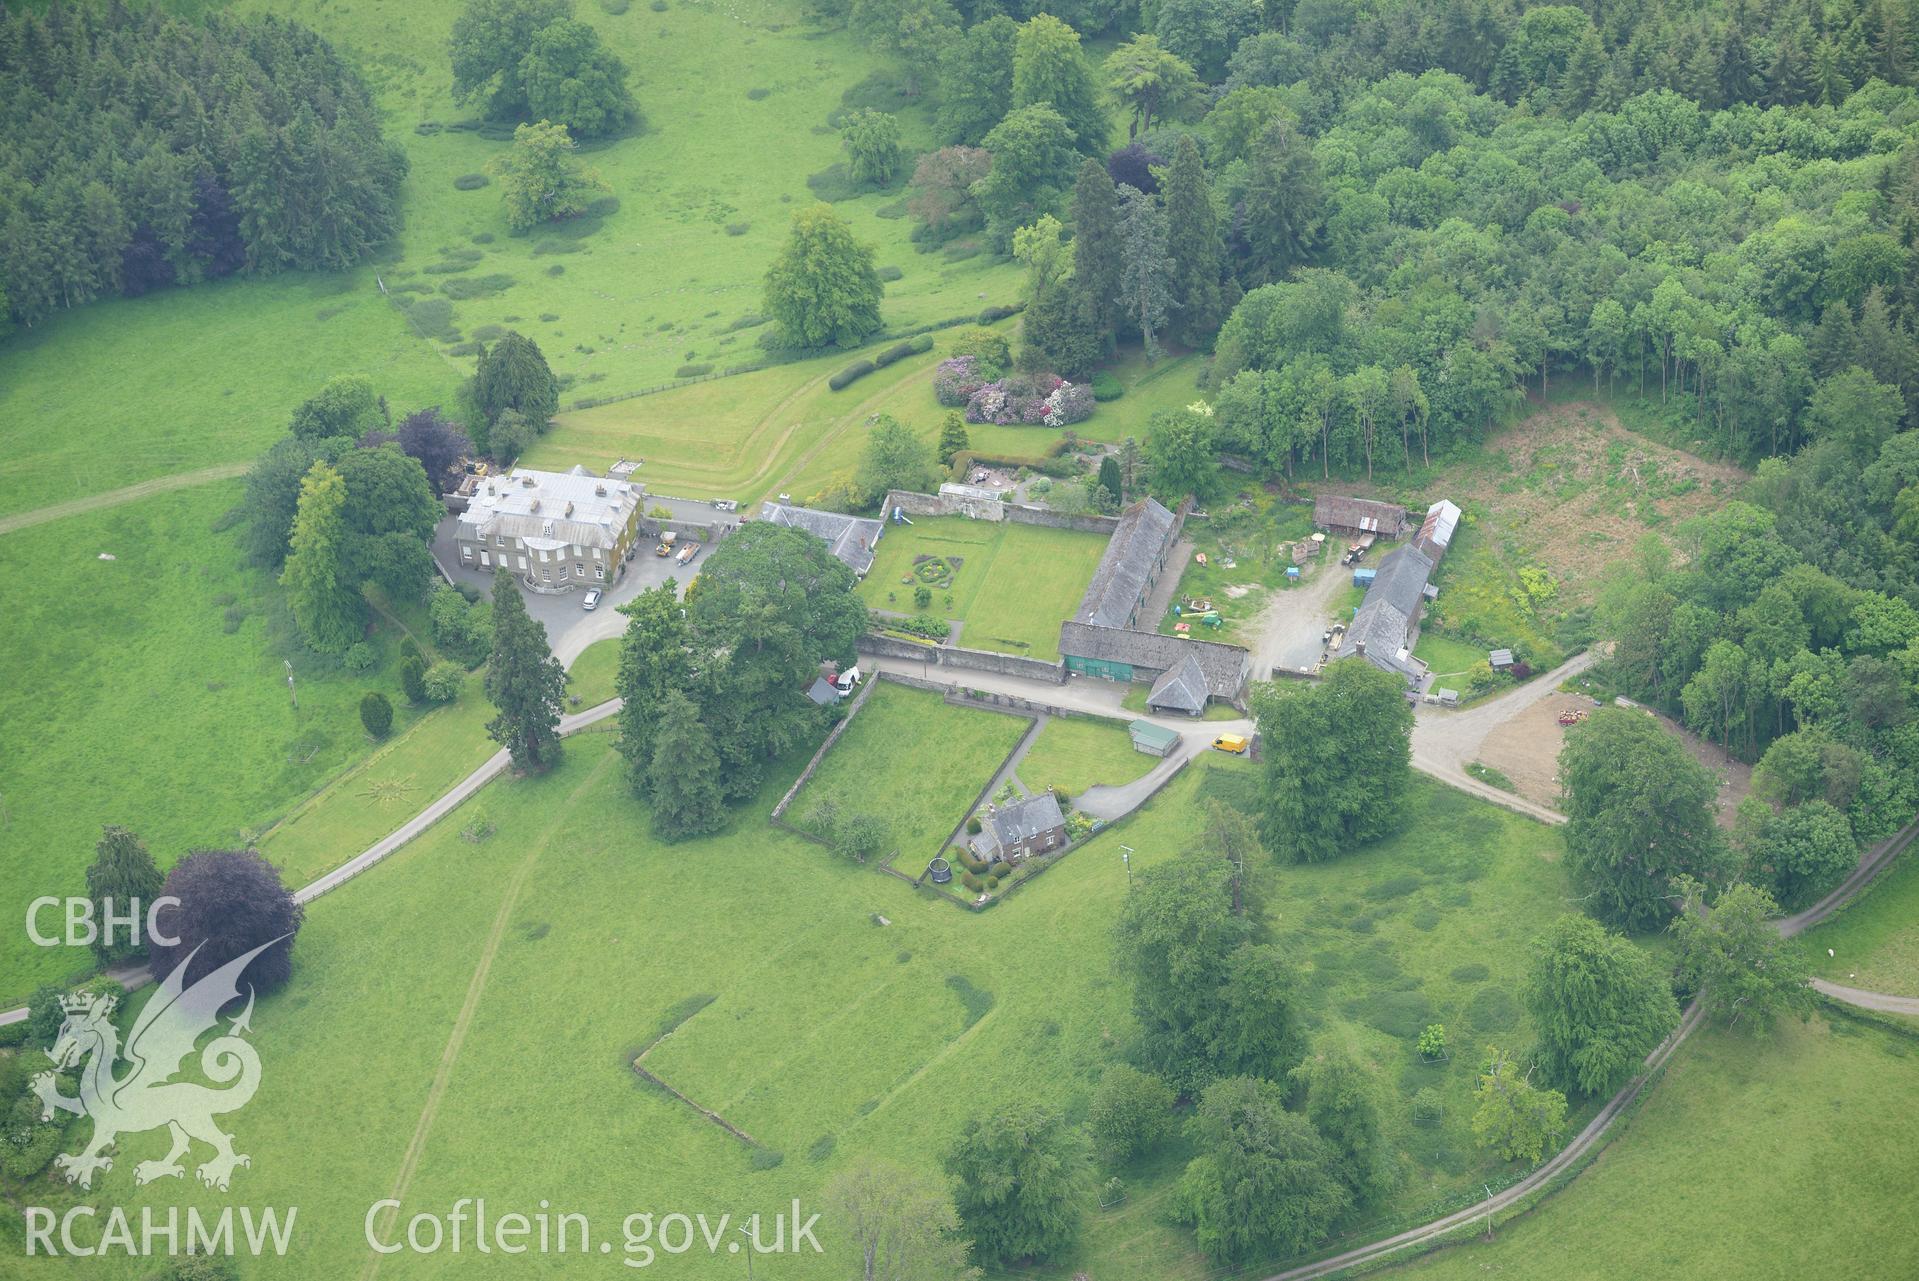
[0, 462, 249, 535]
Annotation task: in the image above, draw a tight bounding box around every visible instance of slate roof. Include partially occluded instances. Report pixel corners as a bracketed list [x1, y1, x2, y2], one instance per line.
[1314, 495, 1408, 535]
[758, 502, 884, 576]
[1146, 652, 1211, 714]
[1129, 719, 1181, 751]
[988, 792, 1065, 849]
[1344, 544, 1434, 678]
[458, 467, 640, 551]
[1075, 498, 1179, 628]
[1059, 622, 1250, 699]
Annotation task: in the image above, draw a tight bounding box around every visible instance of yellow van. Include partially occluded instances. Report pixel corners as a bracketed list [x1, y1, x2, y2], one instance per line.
[1212, 734, 1250, 755]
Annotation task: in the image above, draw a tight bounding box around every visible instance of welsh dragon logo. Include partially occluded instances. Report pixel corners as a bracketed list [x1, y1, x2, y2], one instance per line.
[31, 937, 284, 1192]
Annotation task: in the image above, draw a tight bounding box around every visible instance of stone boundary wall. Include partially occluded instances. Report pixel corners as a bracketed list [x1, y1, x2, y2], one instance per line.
[882, 489, 1122, 537]
[856, 634, 1068, 685]
[768, 675, 880, 826]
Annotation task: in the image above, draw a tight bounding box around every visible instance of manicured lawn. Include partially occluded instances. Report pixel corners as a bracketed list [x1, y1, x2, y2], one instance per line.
[1382, 1016, 1919, 1280]
[1017, 716, 1156, 796]
[788, 681, 1031, 864]
[856, 516, 1108, 660]
[565, 636, 622, 710]
[1802, 841, 1919, 997]
[1413, 631, 1488, 677]
[0, 484, 442, 1001]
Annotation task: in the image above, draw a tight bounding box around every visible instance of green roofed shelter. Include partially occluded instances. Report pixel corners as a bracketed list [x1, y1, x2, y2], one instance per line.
[1129, 720, 1180, 757]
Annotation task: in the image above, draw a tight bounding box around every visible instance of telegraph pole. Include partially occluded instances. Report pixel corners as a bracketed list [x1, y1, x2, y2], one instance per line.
[284, 659, 297, 710]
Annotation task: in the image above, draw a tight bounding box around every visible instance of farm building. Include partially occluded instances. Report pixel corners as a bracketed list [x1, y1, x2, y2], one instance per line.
[757, 501, 885, 578]
[1146, 652, 1211, 716]
[1129, 720, 1180, 757]
[1341, 544, 1435, 685]
[455, 465, 643, 594]
[1074, 497, 1181, 629]
[1314, 495, 1408, 538]
[1414, 499, 1461, 560]
[972, 792, 1068, 861]
[1059, 622, 1251, 708]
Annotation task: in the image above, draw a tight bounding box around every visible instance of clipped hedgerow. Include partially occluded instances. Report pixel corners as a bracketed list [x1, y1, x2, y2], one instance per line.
[675, 363, 714, 378]
[829, 359, 876, 391]
[1090, 370, 1124, 400]
[873, 334, 932, 368]
[453, 173, 489, 190]
[977, 304, 1020, 324]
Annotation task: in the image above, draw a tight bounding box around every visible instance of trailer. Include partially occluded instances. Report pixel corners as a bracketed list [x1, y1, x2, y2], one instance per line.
[675, 540, 700, 566]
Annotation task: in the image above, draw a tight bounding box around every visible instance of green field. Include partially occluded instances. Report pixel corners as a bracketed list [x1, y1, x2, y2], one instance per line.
[858, 516, 1108, 660]
[1384, 1015, 1919, 1280]
[1413, 631, 1489, 678]
[0, 734, 1582, 1280]
[788, 681, 1031, 864]
[0, 483, 445, 1001]
[1803, 842, 1919, 997]
[564, 637, 622, 711]
[1017, 716, 1157, 796]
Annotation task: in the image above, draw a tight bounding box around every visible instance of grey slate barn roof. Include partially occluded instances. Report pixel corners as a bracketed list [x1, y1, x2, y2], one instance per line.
[1060, 622, 1250, 700]
[988, 792, 1065, 849]
[757, 502, 884, 577]
[1345, 544, 1434, 678]
[1314, 495, 1408, 536]
[1075, 497, 1179, 628]
[1146, 652, 1210, 714]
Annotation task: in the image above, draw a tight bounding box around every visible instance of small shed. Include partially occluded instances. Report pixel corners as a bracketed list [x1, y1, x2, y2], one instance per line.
[805, 676, 839, 706]
[1129, 719, 1180, 757]
[1488, 648, 1514, 671]
[1286, 565, 1301, 581]
[1434, 688, 1460, 706]
[1353, 566, 1377, 587]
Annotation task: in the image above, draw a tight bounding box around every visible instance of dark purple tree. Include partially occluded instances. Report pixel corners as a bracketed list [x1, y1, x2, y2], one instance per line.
[396, 408, 475, 495]
[149, 850, 305, 996]
[188, 171, 247, 278]
[1108, 142, 1164, 196]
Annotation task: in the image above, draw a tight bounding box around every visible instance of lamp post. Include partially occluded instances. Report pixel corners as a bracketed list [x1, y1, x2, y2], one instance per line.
[283, 659, 297, 710]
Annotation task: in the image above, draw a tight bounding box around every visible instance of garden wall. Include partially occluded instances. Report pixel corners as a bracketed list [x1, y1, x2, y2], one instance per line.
[768, 676, 879, 828]
[881, 488, 1121, 537]
[856, 633, 1067, 684]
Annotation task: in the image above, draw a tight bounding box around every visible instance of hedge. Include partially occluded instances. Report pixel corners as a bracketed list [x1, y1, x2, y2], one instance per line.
[977, 304, 1021, 324]
[1090, 370, 1124, 401]
[829, 360, 877, 391]
[873, 334, 933, 368]
[948, 442, 1080, 478]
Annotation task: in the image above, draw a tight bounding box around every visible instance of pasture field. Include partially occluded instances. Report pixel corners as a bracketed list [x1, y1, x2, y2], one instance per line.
[0, 740, 1579, 1280]
[1803, 842, 1919, 997]
[1016, 716, 1156, 796]
[857, 516, 1108, 660]
[0, 483, 445, 1001]
[0, 271, 458, 522]
[1384, 1015, 1919, 1280]
[244, 0, 1022, 399]
[788, 681, 1030, 863]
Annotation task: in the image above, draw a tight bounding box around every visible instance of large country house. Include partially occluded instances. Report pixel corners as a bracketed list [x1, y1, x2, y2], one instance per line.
[455, 466, 644, 594]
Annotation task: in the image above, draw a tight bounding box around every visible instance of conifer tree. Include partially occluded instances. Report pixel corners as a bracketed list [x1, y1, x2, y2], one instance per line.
[484, 573, 567, 772]
[648, 690, 728, 839]
[281, 462, 364, 654]
[85, 827, 164, 966]
[1162, 136, 1223, 346]
[1069, 158, 1123, 351]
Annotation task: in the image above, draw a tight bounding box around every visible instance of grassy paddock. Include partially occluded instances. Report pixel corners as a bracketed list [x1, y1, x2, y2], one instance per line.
[0, 483, 439, 999]
[1382, 1017, 1919, 1280]
[788, 681, 1030, 863]
[857, 516, 1107, 660]
[1017, 716, 1156, 796]
[1802, 841, 1919, 997]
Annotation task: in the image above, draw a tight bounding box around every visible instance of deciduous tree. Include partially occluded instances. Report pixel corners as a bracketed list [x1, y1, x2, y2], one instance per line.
[1670, 877, 1814, 1029]
[944, 1102, 1092, 1264]
[828, 1158, 980, 1281]
[475, 333, 560, 430]
[647, 690, 727, 840]
[449, 0, 574, 120]
[1524, 914, 1679, 1097]
[488, 121, 606, 233]
[1252, 660, 1413, 861]
[974, 106, 1079, 250]
[281, 462, 364, 654]
[1471, 1046, 1567, 1162]
[1103, 35, 1200, 139]
[149, 850, 305, 995]
[1290, 1049, 1390, 1204]
[841, 110, 904, 186]
[857, 413, 936, 500]
[614, 581, 689, 788]
[1177, 1076, 1350, 1264]
[519, 18, 639, 139]
[1088, 1064, 1176, 1161]
[1012, 15, 1108, 156]
[763, 204, 884, 349]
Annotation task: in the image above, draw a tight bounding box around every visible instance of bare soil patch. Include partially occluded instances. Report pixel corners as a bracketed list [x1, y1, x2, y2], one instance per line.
[1474, 691, 1751, 826]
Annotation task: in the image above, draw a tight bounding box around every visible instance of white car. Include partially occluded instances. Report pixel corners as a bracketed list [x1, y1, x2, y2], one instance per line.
[582, 589, 603, 611]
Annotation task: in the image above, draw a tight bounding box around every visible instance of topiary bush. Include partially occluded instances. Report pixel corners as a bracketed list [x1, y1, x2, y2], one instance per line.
[343, 642, 377, 674]
[1090, 370, 1124, 400]
[977, 303, 1019, 324]
[874, 334, 932, 367]
[966, 815, 983, 835]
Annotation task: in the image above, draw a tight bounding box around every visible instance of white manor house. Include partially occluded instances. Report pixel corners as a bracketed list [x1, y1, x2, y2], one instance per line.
[454, 466, 644, 594]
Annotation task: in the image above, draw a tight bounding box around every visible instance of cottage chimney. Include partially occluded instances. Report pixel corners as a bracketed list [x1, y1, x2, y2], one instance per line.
[530, 498, 541, 512]
[565, 501, 575, 517]
[594, 483, 607, 496]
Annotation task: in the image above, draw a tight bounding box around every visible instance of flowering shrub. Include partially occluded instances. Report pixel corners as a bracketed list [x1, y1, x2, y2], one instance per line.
[1041, 381, 1094, 427]
[964, 372, 1064, 425]
[934, 356, 988, 407]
